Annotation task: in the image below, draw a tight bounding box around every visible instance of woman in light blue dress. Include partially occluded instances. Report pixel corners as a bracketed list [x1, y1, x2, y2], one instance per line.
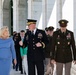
[0, 26, 16, 75]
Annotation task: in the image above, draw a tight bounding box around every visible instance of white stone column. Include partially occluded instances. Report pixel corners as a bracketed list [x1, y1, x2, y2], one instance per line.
[28, 0, 32, 19]
[73, 0, 76, 39]
[0, 0, 3, 27]
[42, 0, 47, 29]
[56, 0, 62, 28]
[18, 0, 28, 31]
[13, 0, 19, 32]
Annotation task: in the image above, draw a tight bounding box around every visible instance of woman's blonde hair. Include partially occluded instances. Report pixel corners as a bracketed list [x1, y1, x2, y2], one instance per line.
[0, 26, 10, 38]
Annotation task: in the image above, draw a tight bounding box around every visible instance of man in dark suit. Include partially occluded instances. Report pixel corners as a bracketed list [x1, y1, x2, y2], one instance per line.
[13, 33, 23, 74]
[51, 19, 76, 75]
[19, 19, 48, 75]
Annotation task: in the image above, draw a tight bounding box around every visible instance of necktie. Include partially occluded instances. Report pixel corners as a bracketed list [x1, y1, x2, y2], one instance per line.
[63, 32, 64, 34]
[31, 31, 34, 35]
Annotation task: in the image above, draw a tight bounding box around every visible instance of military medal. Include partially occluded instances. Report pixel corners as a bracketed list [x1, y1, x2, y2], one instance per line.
[67, 33, 71, 39]
[38, 33, 43, 39]
[57, 35, 60, 39]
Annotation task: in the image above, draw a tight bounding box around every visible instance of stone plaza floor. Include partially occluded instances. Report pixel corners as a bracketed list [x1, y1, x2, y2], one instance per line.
[10, 62, 76, 75]
[10, 69, 25, 75]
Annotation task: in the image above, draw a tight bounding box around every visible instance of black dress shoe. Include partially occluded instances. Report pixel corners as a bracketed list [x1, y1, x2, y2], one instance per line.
[13, 65, 15, 69]
[24, 71, 26, 75]
[21, 71, 23, 74]
[16, 69, 18, 71]
[15, 68, 18, 71]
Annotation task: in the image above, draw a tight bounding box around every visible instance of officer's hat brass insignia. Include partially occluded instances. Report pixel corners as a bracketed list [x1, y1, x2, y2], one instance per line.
[62, 21, 64, 23]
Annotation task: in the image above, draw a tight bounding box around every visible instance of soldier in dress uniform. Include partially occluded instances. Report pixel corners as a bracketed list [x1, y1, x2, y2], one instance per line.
[19, 19, 48, 75]
[51, 19, 76, 75]
[45, 26, 54, 75]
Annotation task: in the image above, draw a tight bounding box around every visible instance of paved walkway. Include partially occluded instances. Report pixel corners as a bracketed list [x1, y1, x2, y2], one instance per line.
[10, 62, 76, 75]
[10, 69, 25, 75]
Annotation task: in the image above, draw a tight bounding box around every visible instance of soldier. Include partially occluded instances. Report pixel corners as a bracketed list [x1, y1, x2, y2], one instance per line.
[51, 19, 76, 75]
[19, 19, 48, 75]
[44, 26, 54, 75]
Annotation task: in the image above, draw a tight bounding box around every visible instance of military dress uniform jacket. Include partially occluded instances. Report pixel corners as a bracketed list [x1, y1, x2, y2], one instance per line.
[23, 29, 48, 61]
[51, 29, 76, 63]
[45, 35, 53, 58]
